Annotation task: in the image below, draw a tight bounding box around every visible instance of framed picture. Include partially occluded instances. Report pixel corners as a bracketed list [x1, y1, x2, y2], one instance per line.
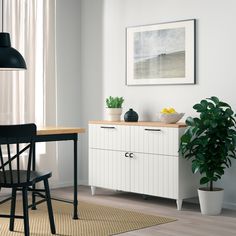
[126, 19, 196, 85]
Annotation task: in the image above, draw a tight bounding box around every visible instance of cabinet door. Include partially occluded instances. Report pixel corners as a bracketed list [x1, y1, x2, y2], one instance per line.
[89, 124, 130, 151]
[130, 126, 179, 156]
[89, 149, 131, 191]
[130, 153, 178, 199]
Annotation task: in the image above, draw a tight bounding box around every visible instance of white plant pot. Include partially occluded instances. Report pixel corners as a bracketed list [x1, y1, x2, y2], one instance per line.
[198, 188, 224, 215]
[106, 108, 122, 121]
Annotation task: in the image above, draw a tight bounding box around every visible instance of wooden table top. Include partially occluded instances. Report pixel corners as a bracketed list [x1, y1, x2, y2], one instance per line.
[37, 127, 86, 135]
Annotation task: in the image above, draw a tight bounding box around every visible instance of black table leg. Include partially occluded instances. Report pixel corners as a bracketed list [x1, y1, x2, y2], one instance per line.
[35, 132, 81, 219]
[73, 135, 79, 219]
[32, 144, 36, 210]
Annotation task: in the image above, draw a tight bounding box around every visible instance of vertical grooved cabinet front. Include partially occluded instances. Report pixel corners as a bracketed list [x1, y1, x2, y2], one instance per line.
[89, 121, 199, 210]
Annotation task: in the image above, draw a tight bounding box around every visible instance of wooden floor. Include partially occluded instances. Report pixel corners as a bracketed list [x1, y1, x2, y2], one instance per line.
[51, 186, 236, 236]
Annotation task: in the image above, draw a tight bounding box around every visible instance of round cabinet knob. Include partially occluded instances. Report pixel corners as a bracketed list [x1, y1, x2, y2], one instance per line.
[129, 153, 134, 158]
[124, 108, 139, 122]
[125, 152, 129, 157]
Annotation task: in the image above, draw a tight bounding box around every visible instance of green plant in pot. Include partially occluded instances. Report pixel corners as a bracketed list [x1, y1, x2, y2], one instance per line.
[179, 96, 236, 215]
[106, 96, 124, 121]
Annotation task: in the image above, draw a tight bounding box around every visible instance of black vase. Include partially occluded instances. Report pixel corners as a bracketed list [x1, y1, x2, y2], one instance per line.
[124, 108, 138, 122]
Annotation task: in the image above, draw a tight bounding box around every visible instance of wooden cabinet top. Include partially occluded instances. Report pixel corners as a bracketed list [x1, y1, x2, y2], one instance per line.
[89, 120, 186, 128]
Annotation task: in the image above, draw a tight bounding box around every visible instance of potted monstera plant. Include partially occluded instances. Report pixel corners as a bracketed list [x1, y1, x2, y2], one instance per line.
[179, 96, 236, 215]
[106, 96, 124, 121]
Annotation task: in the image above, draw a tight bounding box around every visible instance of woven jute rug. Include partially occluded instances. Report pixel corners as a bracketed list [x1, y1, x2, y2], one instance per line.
[0, 200, 176, 235]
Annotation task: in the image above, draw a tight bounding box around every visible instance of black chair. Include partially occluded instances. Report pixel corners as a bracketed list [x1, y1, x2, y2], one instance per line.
[0, 124, 56, 236]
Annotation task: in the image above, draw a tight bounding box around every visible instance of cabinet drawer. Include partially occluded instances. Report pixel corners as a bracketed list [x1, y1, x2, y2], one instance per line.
[130, 126, 179, 156]
[89, 124, 130, 151]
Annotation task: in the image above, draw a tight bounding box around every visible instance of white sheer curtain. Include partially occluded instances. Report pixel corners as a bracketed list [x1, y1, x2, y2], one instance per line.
[0, 0, 56, 127]
[0, 0, 57, 190]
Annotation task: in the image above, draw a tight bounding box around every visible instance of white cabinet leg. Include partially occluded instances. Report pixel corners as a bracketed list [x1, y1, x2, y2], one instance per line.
[91, 186, 96, 196]
[176, 199, 183, 210]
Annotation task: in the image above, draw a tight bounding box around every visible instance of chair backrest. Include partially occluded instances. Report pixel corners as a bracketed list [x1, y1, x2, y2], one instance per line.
[0, 124, 36, 184]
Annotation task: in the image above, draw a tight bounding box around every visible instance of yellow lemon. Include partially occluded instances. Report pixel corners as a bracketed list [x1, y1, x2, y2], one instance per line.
[168, 107, 177, 114]
[161, 108, 170, 114]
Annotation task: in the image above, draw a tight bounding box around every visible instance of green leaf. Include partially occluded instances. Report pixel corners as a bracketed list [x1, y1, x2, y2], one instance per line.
[225, 108, 234, 116]
[200, 100, 208, 108]
[212, 177, 218, 182]
[181, 133, 191, 144]
[218, 101, 231, 108]
[193, 118, 201, 125]
[192, 161, 200, 173]
[200, 177, 209, 185]
[215, 169, 224, 176]
[210, 121, 217, 128]
[193, 104, 204, 112]
[203, 119, 211, 126]
[209, 96, 220, 104]
[185, 117, 194, 126]
[208, 103, 215, 109]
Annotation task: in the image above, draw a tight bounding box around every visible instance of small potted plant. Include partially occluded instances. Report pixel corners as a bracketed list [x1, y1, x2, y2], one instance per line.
[179, 96, 236, 215]
[106, 96, 124, 121]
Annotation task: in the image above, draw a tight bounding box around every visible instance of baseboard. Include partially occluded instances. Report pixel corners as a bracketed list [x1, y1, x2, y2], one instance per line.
[186, 198, 236, 210]
[79, 179, 88, 186]
[185, 197, 199, 204]
[50, 181, 73, 189]
[222, 201, 236, 210]
[50, 179, 88, 189]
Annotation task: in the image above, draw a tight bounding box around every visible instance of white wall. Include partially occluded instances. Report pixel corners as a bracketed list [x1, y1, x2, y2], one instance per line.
[80, 0, 104, 184]
[80, 0, 236, 209]
[55, 0, 81, 187]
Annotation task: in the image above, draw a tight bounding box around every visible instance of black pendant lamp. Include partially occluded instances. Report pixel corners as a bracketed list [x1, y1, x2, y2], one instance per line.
[0, 0, 26, 70]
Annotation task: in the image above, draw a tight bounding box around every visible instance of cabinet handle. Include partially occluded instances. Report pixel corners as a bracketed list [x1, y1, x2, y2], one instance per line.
[125, 152, 129, 157]
[129, 153, 134, 158]
[100, 126, 115, 129]
[144, 128, 161, 132]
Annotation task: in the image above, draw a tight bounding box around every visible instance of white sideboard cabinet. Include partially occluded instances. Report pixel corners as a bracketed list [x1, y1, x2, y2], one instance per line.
[89, 121, 199, 210]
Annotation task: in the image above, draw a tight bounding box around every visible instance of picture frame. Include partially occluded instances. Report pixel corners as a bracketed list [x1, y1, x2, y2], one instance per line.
[126, 19, 196, 86]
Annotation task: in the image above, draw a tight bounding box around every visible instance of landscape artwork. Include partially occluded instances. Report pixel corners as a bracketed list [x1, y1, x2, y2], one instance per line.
[134, 28, 185, 79]
[126, 20, 196, 85]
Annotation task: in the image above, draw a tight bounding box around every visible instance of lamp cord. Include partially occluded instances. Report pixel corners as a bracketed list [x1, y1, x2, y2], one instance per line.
[1, 0, 3, 32]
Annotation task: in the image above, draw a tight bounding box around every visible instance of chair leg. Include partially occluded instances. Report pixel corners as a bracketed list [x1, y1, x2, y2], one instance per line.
[31, 184, 37, 210]
[22, 187, 30, 236]
[9, 187, 17, 231]
[44, 178, 56, 234]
